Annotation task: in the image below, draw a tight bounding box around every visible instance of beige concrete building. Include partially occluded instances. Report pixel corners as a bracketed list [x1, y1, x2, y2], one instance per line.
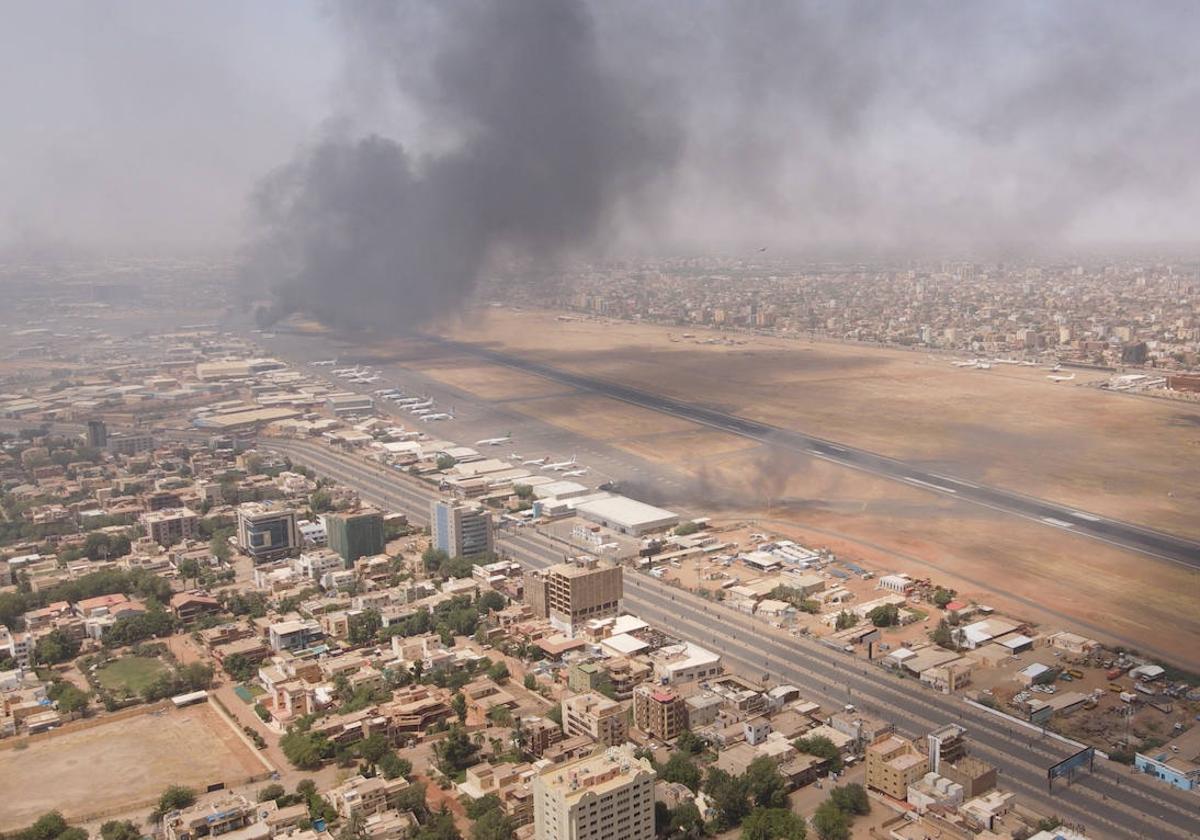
[533, 745, 656, 840]
[326, 775, 411, 819]
[562, 691, 628, 746]
[527, 559, 622, 633]
[866, 734, 930, 800]
[141, 507, 199, 546]
[632, 684, 687, 742]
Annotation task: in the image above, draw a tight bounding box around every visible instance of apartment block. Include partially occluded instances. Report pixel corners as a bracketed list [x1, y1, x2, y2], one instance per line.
[632, 684, 686, 742]
[325, 508, 386, 563]
[237, 502, 301, 562]
[141, 507, 199, 547]
[866, 734, 930, 800]
[527, 559, 621, 633]
[533, 745, 656, 840]
[431, 499, 493, 558]
[326, 775, 412, 819]
[562, 692, 628, 746]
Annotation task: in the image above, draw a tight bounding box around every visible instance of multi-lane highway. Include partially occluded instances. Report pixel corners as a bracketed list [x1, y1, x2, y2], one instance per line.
[264, 437, 1198, 840]
[430, 339, 1200, 570]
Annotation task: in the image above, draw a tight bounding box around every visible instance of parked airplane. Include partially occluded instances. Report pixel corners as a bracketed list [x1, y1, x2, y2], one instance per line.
[1047, 373, 1076, 382]
[952, 359, 979, 368]
[310, 359, 337, 366]
[411, 408, 432, 416]
[544, 455, 577, 471]
[408, 400, 434, 411]
[475, 434, 512, 446]
[509, 453, 524, 460]
[421, 413, 453, 421]
[393, 397, 423, 406]
[522, 457, 547, 466]
[562, 468, 589, 477]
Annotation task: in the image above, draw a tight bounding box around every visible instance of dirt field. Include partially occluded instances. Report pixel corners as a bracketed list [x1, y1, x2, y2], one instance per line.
[336, 311, 1200, 667]
[0, 704, 265, 830]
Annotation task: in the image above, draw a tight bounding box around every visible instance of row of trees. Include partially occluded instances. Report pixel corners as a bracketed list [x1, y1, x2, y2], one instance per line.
[0, 567, 173, 630]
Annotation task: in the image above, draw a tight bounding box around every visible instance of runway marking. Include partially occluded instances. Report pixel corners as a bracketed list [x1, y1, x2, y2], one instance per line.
[1070, 510, 1101, 522]
[1041, 517, 1075, 528]
[931, 473, 980, 489]
[903, 477, 958, 494]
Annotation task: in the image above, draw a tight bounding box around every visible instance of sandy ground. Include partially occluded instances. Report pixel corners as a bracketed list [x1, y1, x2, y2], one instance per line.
[0, 704, 265, 830]
[342, 311, 1200, 667]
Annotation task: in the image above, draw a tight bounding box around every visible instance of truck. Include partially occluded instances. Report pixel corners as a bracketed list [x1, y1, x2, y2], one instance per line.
[1119, 692, 1137, 703]
[1134, 682, 1157, 696]
[1106, 667, 1124, 680]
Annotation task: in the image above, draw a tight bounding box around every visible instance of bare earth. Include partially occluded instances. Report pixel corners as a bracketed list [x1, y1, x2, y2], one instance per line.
[354, 309, 1200, 666]
[0, 704, 265, 830]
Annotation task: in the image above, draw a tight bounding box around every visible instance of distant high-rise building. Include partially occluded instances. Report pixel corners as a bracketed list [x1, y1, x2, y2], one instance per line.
[85, 419, 107, 449]
[430, 499, 493, 558]
[533, 745, 655, 840]
[325, 509, 385, 562]
[525, 559, 622, 634]
[237, 502, 300, 562]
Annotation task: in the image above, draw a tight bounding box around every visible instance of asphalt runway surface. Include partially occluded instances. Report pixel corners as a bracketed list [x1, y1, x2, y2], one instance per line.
[433, 338, 1200, 570]
[265, 438, 1198, 840]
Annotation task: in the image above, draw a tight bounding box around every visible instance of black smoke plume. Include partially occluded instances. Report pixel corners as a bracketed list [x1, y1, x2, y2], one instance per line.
[244, 0, 678, 330]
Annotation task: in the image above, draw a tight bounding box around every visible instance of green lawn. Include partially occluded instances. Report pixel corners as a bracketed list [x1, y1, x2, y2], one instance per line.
[94, 656, 168, 696]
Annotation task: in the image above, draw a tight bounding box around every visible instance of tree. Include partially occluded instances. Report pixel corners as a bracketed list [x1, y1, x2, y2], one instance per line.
[932, 587, 955, 608]
[422, 547, 450, 576]
[674, 521, 700, 536]
[793, 735, 842, 774]
[810, 802, 849, 840]
[100, 820, 141, 840]
[436, 454, 458, 471]
[257, 783, 286, 804]
[223, 652, 257, 683]
[154, 785, 197, 821]
[677, 729, 707, 755]
[338, 812, 367, 840]
[470, 807, 515, 840]
[35, 629, 80, 665]
[867, 603, 900, 627]
[359, 733, 392, 768]
[668, 802, 705, 839]
[177, 558, 202, 586]
[703, 767, 749, 830]
[380, 752, 412, 780]
[53, 684, 90, 716]
[660, 752, 702, 792]
[477, 590, 506, 614]
[436, 726, 480, 774]
[743, 757, 788, 808]
[452, 691, 468, 722]
[741, 808, 805, 840]
[523, 673, 537, 690]
[513, 484, 533, 500]
[828, 784, 869, 817]
[281, 730, 331, 770]
[28, 812, 69, 840]
[931, 618, 957, 650]
[310, 489, 335, 513]
[349, 609, 382, 645]
[486, 661, 510, 683]
[834, 611, 857, 631]
[415, 810, 462, 840]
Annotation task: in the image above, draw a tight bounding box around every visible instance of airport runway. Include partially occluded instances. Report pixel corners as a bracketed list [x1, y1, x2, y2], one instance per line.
[433, 338, 1200, 570]
[265, 438, 1200, 840]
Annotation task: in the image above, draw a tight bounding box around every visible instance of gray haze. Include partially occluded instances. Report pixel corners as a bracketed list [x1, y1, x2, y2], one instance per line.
[4, 1, 1200, 300]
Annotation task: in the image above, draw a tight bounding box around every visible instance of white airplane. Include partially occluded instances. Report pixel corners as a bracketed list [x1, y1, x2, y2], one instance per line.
[361, 374, 381, 383]
[509, 453, 524, 460]
[545, 455, 577, 471]
[522, 457, 547, 466]
[311, 359, 337, 367]
[411, 408, 432, 416]
[475, 435, 512, 446]
[953, 359, 979, 368]
[562, 468, 589, 477]
[408, 400, 434, 411]
[393, 397, 423, 406]
[421, 413, 453, 421]
[332, 367, 356, 376]
[1047, 373, 1076, 382]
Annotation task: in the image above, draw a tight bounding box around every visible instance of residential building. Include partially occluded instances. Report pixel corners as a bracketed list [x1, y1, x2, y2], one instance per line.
[162, 794, 256, 840]
[326, 775, 411, 819]
[292, 548, 345, 581]
[1135, 724, 1200, 791]
[561, 692, 628, 746]
[237, 503, 300, 562]
[866, 734, 930, 800]
[528, 559, 622, 634]
[533, 745, 656, 840]
[141, 507, 199, 546]
[268, 618, 324, 652]
[170, 592, 221, 621]
[326, 509, 386, 563]
[632, 685, 686, 742]
[927, 724, 967, 773]
[430, 499, 493, 558]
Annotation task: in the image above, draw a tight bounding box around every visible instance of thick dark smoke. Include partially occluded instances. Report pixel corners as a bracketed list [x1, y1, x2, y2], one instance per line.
[244, 0, 677, 330]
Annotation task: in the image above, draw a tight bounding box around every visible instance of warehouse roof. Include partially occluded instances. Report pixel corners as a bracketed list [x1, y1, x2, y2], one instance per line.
[575, 495, 678, 528]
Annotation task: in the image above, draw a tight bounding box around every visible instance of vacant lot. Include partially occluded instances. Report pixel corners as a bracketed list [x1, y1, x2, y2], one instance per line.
[94, 656, 168, 696]
[0, 704, 264, 830]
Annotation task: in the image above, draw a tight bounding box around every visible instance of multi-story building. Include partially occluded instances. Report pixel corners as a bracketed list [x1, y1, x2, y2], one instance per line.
[527, 559, 622, 634]
[292, 548, 345, 581]
[866, 734, 930, 800]
[162, 794, 256, 840]
[533, 745, 656, 840]
[326, 775, 411, 819]
[632, 684, 686, 742]
[561, 692, 628, 746]
[430, 499, 493, 559]
[927, 724, 967, 773]
[267, 618, 324, 652]
[325, 508, 386, 563]
[141, 507, 199, 546]
[237, 502, 300, 562]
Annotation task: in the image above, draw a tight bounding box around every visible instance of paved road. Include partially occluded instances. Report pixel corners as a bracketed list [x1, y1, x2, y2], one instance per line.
[264, 437, 1198, 840]
[431, 339, 1200, 569]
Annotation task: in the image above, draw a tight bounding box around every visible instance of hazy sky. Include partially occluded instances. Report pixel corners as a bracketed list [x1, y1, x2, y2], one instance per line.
[3, 0, 1199, 260]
